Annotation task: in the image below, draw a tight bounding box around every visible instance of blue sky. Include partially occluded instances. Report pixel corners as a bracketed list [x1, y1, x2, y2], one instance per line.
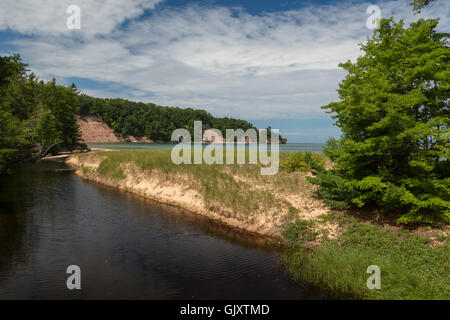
[162, 0, 339, 15]
[0, 0, 448, 142]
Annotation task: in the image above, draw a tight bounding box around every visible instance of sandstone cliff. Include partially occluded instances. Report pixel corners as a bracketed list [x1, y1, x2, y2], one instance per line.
[76, 115, 152, 143]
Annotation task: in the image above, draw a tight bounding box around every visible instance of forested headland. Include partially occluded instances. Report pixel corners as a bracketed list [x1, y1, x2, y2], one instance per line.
[0, 54, 284, 174]
[78, 95, 255, 142]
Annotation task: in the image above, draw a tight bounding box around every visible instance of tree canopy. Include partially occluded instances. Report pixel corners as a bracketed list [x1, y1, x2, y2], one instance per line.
[411, 0, 437, 13]
[308, 17, 449, 223]
[78, 94, 257, 142]
[0, 55, 80, 173]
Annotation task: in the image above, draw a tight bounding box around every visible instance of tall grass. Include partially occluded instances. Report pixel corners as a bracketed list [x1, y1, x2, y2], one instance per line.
[77, 150, 288, 218]
[75, 150, 449, 299]
[281, 213, 450, 299]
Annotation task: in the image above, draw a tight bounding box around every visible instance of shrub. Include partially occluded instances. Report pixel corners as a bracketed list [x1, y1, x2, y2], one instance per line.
[307, 170, 357, 208]
[0, 149, 18, 174]
[281, 218, 318, 247]
[280, 152, 325, 172]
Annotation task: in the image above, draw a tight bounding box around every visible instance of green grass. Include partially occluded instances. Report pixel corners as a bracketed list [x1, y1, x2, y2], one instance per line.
[281, 219, 319, 244]
[281, 213, 450, 299]
[76, 150, 449, 299]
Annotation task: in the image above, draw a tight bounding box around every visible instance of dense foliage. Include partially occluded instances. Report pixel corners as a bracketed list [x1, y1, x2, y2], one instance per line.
[308, 17, 449, 223]
[78, 95, 285, 143]
[280, 151, 326, 172]
[0, 55, 81, 174]
[79, 95, 217, 140]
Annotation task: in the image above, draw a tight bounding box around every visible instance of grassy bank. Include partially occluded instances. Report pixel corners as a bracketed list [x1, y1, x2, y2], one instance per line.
[281, 212, 449, 299]
[70, 150, 449, 299]
[70, 150, 330, 237]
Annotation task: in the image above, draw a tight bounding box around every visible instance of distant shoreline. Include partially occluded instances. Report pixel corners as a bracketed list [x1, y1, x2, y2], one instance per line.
[85, 142, 326, 153]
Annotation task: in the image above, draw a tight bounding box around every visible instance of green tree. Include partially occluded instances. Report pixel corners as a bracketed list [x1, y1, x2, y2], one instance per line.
[32, 107, 61, 157]
[411, 0, 437, 13]
[309, 17, 449, 223]
[0, 55, 82, 173]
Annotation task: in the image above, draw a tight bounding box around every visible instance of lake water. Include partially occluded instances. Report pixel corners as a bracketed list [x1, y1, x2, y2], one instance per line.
[87, 142, 325, 153]
[0, 161, 321, 299]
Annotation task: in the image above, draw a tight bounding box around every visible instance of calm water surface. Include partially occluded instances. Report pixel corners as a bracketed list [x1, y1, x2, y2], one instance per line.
[0, 161, 321, 299]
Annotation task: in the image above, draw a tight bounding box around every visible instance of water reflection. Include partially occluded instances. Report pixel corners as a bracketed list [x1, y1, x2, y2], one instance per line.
[0, 161, 321, 299]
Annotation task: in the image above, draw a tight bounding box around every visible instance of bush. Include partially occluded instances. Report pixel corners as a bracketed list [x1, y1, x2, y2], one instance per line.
[280, 152, 325, 172]
[322, 137, 342, 162]
[380, 184, 407, 213]
[308, 172, 357, 208]
[281, 219, 318, 247]
[0, 149, 18, 174]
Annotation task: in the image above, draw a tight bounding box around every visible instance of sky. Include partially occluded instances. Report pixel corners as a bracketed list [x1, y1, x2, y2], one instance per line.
[0, 0, 448, 142]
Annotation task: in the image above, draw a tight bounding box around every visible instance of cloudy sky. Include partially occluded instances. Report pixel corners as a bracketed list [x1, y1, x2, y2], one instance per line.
[0, 0, 448, 142]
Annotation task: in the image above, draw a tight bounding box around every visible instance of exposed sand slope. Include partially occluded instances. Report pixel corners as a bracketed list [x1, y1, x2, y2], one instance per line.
[76, 115, 153, 143]
[66, 154, 336, 240]
[76, 115, 123, 143]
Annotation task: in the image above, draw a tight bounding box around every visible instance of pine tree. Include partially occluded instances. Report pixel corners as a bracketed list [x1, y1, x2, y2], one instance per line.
[310, 17, 449, 223]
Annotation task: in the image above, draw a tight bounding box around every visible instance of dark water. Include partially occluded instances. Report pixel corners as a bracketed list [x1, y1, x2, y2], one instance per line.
[0, 161, 320, 299]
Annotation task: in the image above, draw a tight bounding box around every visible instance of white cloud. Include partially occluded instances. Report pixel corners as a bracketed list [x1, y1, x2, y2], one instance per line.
[1, 0, 449, 123]
[0, 0, 163, 36]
